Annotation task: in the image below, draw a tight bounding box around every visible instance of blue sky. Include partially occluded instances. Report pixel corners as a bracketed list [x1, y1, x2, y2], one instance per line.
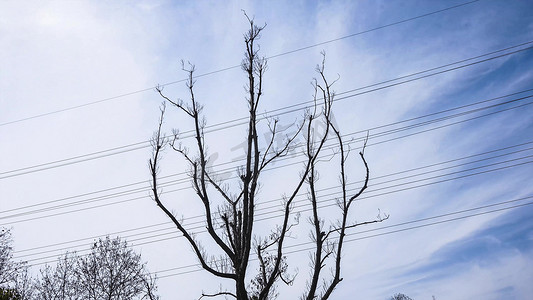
[1, 1, 532, 299]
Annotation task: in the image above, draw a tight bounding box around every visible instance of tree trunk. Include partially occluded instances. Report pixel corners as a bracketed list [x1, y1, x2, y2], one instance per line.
[236, 274, 248, 300]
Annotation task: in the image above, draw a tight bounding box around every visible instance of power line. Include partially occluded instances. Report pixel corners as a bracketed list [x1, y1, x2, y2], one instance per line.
[3, 113, 532, 222]
[5, 113, 533, 257]
[154, 197, 533, 278]
[3, 95, 532, 224]
[12, 140, 533, 258]
[14, 147, 531, 257]
[0, 0, 482, 128]
[4, 87, 531, 219]
[8, 149, 533, 254]
[23, 168, 533, 267]
[2, 40, 531, 180]
[15, 155, 533, 264]
[17, 156, 532, 265]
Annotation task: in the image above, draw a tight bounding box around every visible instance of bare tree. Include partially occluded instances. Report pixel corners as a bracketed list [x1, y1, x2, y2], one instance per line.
[391, 293, 414, 300]
[0, 228, 34, 299]
[1, 228, 18, 286]
[150, 16, 387, 300]
[36, 236, 158, 300]
[0, 287, 21, 300]
[36, 252, 80, 300]
[10, 266, 34, 300]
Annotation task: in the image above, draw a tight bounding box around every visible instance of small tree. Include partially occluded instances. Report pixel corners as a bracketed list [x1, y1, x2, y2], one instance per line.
[37, 252, 79, 300]
[391, 293, 414, 300]
[36, 237, 158, 300]
[0, 228, 17, 286]
[0, 228, 34, 299]
[0, 288, 21, 300]
[10, 266, 33, 300]
[150, 16, 387, 299]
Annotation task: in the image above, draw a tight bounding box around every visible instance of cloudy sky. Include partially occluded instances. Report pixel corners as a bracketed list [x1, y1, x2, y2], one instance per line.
[1, 0, 532, 299]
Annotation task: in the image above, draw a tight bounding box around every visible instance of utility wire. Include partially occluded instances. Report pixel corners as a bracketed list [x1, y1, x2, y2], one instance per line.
[1, 40, 531, 180]
[3, 117, 529, 228]
[155, 196, 533, 278]
[2, 116, 531, 244]
[18, 157, 532, 265]
[3, 96, 532, 224]
[13, 147, 533, 258]
[4, 88, 532, 218]
[12, 140, 533, 257]
[0, 0, 482, 128]
[4, 108, 533, 222]
[24, 193, 533, 270]
[14, 153, 533, 262]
